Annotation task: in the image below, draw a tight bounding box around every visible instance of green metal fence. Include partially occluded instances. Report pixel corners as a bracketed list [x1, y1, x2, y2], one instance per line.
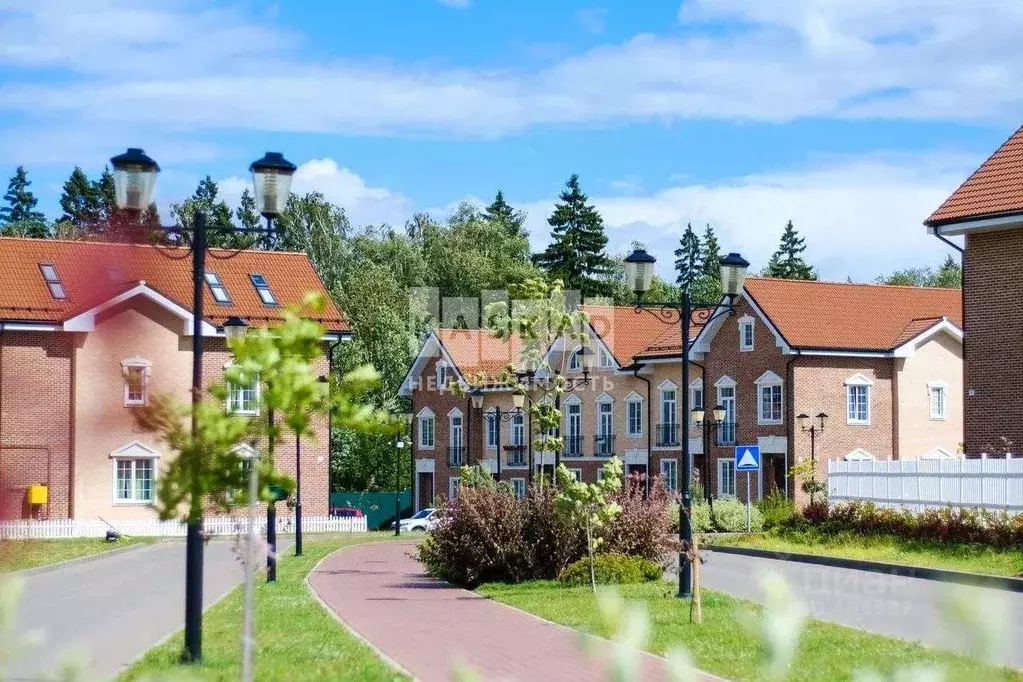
[330, 490, 412, 530]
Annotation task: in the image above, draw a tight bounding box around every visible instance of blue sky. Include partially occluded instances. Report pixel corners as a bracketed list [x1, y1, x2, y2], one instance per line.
[1, 0, 1021, 281]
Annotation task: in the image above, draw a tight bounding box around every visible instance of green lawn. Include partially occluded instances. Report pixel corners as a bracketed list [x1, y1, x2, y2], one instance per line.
[480, 581, 1022, 682]
[709, 531, 1023, 578]
[0, 537, 156, 573]
[120, 533, 408, 682]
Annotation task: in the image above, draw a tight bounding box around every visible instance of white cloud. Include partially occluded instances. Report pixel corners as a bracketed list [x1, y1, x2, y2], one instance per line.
[219, 159, 412, 228]
[0, 0, 1020, 139]
[576, 8, 607, 35]
[517, 152, 972, 282]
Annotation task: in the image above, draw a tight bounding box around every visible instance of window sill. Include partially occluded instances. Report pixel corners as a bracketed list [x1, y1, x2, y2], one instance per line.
[113, 500, 155, 506]
[418, 445, 435, 451]
[124, 402, 147, 408]
[739, 347, 754, 352]
[930, 416, 947, 422]
[627, 433, 643, 439]
[847, 421, 871, 426]
[757, 419, 783, 426]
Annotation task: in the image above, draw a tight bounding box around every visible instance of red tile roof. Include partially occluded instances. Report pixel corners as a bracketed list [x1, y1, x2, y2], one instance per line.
[0, 237, 348, 331]
[743, 277, 961, 351]
[432, 305, 705, 377]
[926, 125, 1023, 226]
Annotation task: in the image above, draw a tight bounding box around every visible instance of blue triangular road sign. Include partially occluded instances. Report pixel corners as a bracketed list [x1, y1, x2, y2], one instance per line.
[735, 445, 760, 470]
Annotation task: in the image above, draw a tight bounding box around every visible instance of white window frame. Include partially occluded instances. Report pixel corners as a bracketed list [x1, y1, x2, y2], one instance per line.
[738, 315, 755, 352]
[755, 371, 783, 426]
[227, 374, 260, 415]
[511, 412, 525, 446]
[511, 478, 526, 499]
[597, 345, 615, 369]
[568, 349, 582, 371]
[625, 392, 643, 438]
[449, 476, 461, 499]
[845, 374, 873, 425]
[660, 458, 678, 492]
[659, 380, 678, 427]
[717, 458, 736, 497]
[845, 448, 874, 461]
[689, 379, 703, 426]
[486, 409, 498, 449]
[928, 381, 947, 421]
[715, 376, 737, 445]
[110, 442, 159, 505]
[436, 361, 449, 389]
[417, 408, 436, 450]
[596, 393, 614, 437]
[567, 468, 582, 482]
[448, 408, 464, 449]
[121, 357, 151, 407]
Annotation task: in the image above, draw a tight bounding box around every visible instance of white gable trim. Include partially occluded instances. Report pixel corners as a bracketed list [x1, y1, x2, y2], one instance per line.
[689, 292, 791, 357]
[232, 443, 259, 460]
[63, 282, 218, 337]
[892, 319, 963, 358]
[845, 448, 874, 461]
[110, 441, 160, 459]
[448, 407, 463, 418]
[754, 370, 782, 385]
[398, 331, 467, 397]
[564, 393, 583, 405]
[625, 390, 643, 402]
[714, 375, 737, 389]
[658, 379, 678, 391]
[596, 392, 614, 403]
[416, 406, 435, 418]
[844, 373, 874, 386]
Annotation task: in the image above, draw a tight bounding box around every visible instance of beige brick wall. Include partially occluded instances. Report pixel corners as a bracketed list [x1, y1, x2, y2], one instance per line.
[0, 331, 74, 520]
[964, 230, 1023, 455]
[895, 333, 963, 459]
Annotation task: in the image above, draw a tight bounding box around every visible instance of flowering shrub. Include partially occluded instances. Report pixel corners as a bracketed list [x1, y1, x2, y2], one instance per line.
[789, 501, 1023, 548]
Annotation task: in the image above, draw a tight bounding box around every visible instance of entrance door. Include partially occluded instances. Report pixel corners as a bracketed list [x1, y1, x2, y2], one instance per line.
[772, 456, 786, 497]
[417, 472, 434, 511]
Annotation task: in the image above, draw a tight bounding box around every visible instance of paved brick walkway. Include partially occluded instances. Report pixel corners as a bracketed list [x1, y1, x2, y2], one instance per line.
[309, 540, 721, 682]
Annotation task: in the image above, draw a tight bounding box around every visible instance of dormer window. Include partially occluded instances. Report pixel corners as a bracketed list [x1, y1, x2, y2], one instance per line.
[569, 349, 582, 371]
[249, 273, 278, 307]
[436, 361, 449, 389]
[39, 264, 67, 300]
[204, 272, 231, 304]
[598, 346, 614, 369]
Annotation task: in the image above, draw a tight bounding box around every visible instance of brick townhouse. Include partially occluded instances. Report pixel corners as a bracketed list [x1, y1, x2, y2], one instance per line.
[0, 237, 349, 521]
[401, 279, 962, 509]
[925, 124, 1023, 457]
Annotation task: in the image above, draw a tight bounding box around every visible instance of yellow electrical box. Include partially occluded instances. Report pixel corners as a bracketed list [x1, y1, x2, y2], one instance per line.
[27, 485, 48, 506]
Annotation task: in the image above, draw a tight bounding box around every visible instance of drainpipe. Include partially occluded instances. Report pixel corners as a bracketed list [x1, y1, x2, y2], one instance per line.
[932, 226, 966, 454]
[631, 364, 652, 496]
[0, 322, 5, 449]
[783, 351, 801, 500]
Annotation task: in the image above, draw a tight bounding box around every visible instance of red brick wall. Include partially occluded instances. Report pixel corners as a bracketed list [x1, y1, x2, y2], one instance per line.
[411, 355, 473, 503]
[701, 300, 792, 503]
[791, 356, 896, 506]
[0, 330, 74, 519]
[963, 230, 1023, 455]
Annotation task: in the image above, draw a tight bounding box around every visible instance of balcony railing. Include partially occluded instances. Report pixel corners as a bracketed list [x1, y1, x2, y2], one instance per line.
[717, 421, 737, 446]
[594, 434, 616, 456]
[656, 423, 680, 447]
[505, 445, 526, 466]
[563, 435, 585, 458]
[447, 446, 465, 467]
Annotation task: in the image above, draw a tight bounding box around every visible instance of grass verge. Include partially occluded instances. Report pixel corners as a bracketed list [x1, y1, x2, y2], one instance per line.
[0, 537, 156, 573]
[120, 533, 408, 682]
[480, 581, 1022, 682]
[708, 530, 1023, 578]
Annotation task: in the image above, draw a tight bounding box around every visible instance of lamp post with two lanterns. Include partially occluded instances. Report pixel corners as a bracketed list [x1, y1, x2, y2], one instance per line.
[622, 247, 749, 600]
[108, 147, 297, 663]
[469, 388, 526, 482]
[797, 412, 828, 505]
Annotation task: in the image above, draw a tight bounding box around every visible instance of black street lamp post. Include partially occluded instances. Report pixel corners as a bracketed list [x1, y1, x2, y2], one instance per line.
[692, 404, 728, 505]
[395, 412, 413, 536]
[109, 148, 296, 663]
[797, 412, 828, 505]
[623, 248, 749, 599]
[470, 389, 525, 482]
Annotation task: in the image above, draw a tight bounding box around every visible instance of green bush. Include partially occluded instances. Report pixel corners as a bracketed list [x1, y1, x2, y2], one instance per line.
[757, 491, 797, 530]
[668, 500, 713, 533]
[558, 553, 663, 586]
[711, 497, 765, 532]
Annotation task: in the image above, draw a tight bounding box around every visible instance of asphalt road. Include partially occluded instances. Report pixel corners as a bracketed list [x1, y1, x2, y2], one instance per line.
[696, 550, 1023, 670]
[9, 540, 251, 681]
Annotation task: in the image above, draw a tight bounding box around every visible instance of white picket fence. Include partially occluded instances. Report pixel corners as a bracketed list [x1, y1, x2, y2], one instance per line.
[829, 458, 1023, 514]
[0, 514, 368, 540]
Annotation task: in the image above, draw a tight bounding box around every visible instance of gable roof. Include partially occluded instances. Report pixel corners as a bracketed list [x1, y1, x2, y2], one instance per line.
[0, 237, 348, 333]
[741, 277, 962, 352]
[925, 125, 1023, 227]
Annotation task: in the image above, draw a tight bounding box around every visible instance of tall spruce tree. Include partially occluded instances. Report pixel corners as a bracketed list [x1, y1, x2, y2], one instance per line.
[94, 167, 117, 223]
[237, 188, 261, 229]
[532, 174, 613, 297]
[170, 176, 246, 248]
[765, 220, 815, 280]
[484, 190, 526, 238]
[700, 224, 721, 278]
[0, 166, 48, 238]
[59, 167, 103, 227]
[674, 222, 701, 291]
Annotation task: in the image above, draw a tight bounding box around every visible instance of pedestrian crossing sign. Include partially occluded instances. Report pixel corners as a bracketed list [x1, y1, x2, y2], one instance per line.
[734, 445, 761, 471]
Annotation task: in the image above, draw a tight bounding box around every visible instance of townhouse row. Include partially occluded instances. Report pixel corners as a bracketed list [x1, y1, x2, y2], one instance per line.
[400, 278, 963, 509]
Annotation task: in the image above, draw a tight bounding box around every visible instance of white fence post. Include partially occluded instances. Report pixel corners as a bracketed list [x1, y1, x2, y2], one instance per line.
[0, 515, 368, 540]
